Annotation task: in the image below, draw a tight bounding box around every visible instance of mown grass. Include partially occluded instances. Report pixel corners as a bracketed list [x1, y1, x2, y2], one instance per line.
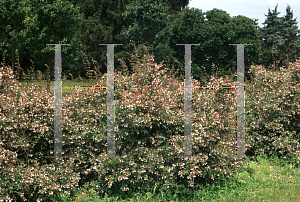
[16, 76, 300, 202]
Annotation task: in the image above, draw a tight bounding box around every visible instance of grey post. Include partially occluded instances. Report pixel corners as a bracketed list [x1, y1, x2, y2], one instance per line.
[46, 44, 71, 159]
[175, 43, 251, 159]
[176, 44, 200, 158]
[229, 44, 252, 159]
[99, 44, 122, 158]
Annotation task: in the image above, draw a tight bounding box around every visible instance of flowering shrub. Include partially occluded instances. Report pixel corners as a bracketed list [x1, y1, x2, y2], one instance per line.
[0, 64, 83, 201]
[245, 59, 300, 163]
[1, 43, 299, 201]
[83, 45, 242, 198]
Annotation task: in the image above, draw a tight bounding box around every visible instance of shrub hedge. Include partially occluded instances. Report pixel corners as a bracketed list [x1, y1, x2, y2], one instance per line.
[0, 44, 299, 201]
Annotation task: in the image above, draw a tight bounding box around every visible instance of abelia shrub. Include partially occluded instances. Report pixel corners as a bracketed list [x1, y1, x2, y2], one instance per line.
[0, 44, 243, 201]
[2, 43, 299, 201]
[72, 44, 244, 198]
[244, 59, 300, 164]
[0, 64, 84, 201]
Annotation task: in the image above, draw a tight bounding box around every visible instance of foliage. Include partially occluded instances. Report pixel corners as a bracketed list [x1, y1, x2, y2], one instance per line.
[149, 7, 264, 85]
[257, 3, 300, 71]
[0, 61, 84, 201]
[120, 0, 169, 63]
[65, 0, 136, 80]
[15, 0, 85, 81]
[67, 43, 241, 199]
[277, 4, 300, 69]
[245, 59, 300, 163]
[0, 0, 32, 74]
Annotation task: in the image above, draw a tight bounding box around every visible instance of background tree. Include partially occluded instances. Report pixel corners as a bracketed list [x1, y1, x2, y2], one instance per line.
[222, 15, 264, 82]
[161, 0, 190, 13]
[4, 0, 299, 83]
[1, 0, 188, 81]
[75, 0, 192, 80]
[160, 0, 190, 22]
[0, 0, 31, 76]
[119, 0, 171, 73]
[14, 0, 85, 81]
[257, 3, 289, 70]
[276, 4, 300, 69]
[151, 7, 263, 84]
[61, 0, 156, 80]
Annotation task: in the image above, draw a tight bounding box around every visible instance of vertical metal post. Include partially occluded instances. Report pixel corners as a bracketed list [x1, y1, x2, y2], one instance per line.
[99, 44, 122, 158]
[46, 44, 71, 159]
[176, 44, 200, 158]
[231, 44, 252, 159]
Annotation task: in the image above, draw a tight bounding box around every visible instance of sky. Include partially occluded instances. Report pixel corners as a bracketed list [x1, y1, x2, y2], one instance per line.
[186, 0, 300, 37]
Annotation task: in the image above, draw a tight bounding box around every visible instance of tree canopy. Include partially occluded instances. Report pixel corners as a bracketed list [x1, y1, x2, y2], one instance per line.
[139, 7, 264, 83]
[257, 4, 300, 70]
[1, 0, 86, 80]
[1, 0, 299, 82]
